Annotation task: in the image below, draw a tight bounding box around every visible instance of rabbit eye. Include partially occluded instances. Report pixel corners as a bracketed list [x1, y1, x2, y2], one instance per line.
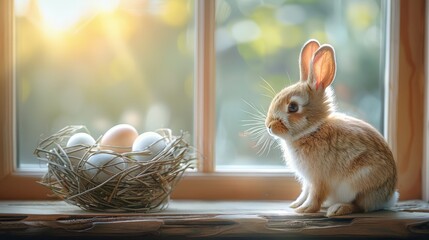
[288, 102, 299, 113]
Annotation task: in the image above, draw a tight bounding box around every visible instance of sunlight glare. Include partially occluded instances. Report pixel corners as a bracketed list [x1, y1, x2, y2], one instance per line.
[37, 0, 120, 34]
[14, 0, 30, 16]
[37, 0, 88, 33]
[89, 0, 121, 13]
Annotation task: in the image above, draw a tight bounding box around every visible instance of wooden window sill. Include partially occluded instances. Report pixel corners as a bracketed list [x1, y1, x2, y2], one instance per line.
[0, 200, 428, 239]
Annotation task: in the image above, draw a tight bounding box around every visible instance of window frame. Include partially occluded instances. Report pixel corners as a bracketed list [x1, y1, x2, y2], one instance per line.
[0, 0, 426, 201]
[424, 0, 429, 202]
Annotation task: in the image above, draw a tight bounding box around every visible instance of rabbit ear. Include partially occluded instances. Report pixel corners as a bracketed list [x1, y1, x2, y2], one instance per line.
[309, 45, 336, 90]
[299, 39, 320, 82]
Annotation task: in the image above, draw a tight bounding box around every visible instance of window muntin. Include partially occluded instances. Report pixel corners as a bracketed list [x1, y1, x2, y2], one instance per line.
[15, 0, 194, 167]
[215, 0, 386, 169]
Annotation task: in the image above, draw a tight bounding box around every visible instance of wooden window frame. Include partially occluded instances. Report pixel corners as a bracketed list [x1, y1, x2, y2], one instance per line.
[0, 0, 426, 201]
[424, 0, 429, 202]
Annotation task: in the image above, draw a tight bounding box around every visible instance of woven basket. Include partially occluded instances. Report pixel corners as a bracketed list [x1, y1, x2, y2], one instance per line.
[34, 125, 195, 212]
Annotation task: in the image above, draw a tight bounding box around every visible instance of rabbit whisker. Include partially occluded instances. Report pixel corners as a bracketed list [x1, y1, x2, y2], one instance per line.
[242, 102, 267, 119]
[241, 118, 266, 125]
[244, 125, 265, 132]
[259, 76, 277, 96]
[261, 93, 276, 99]
[242, 118, 265, 123]
[241, 79, 278, 156]
[241, 109, 266, 120]
[257, 135, 275, 156]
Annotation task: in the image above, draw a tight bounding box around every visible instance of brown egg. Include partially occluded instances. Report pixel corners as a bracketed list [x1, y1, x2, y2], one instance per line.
[99, 124, 138, 153]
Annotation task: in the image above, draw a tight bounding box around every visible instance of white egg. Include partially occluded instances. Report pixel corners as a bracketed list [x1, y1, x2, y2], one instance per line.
[67, 132, 96, 147]
[132, 132, 167, 161]
[66, 133, 96, 167]
[83, 152, 127, 183]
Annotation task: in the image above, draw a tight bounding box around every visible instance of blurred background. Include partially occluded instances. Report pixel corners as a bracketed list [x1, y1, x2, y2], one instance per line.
[15, 0, 386, 170]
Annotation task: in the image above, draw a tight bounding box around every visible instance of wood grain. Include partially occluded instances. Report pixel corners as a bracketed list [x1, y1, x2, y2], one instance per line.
[194, 0, 216, 173]
[171, 173, 301, 200]
[0, 200, 428, 239]
[393, 0, 426, 200]
[0, 0, 14, 181]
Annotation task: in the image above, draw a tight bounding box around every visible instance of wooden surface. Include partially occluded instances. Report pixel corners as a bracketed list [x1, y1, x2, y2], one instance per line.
[392, 0, 426, 200]
[0, 200, 428, 239]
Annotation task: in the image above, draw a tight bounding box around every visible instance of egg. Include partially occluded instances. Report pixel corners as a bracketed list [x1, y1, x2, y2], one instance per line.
[83, 152, 127, 183]
[99, 124, 138, 153]
[131, 132, 167, 161]
[67, 132, 96, 147]
[66, 133, 96, 167]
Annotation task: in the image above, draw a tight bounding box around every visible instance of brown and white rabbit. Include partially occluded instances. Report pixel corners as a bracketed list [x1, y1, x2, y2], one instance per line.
[265, 39, 398, 217]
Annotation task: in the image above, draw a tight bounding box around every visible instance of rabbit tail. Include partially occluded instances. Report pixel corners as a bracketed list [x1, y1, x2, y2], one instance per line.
[356, 189, 399, 213]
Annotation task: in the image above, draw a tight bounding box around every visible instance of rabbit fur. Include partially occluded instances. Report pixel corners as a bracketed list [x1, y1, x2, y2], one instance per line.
[265, 39, 398, 217]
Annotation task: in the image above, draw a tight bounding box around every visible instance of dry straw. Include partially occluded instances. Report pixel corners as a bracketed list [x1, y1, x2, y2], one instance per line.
[34, 125, 195, 212]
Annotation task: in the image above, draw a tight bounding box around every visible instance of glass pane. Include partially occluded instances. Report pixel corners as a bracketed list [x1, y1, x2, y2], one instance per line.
[215, 0, 386, 169]
[15, 0, 194, 168]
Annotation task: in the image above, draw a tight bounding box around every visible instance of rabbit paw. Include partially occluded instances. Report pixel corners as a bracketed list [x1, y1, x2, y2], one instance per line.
[289, 200, 304, 209]
[295, 203, 320, 214]
[327, 203, 356, 217]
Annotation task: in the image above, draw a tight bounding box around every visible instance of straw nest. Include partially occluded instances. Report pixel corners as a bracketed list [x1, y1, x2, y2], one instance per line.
[34, 125, 195, 212]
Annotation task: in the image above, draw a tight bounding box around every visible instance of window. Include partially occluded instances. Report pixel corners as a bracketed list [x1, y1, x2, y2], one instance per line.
[215, 0, 386, 169]
[14, 0, 195, 168]
[0, 0, 426, 201]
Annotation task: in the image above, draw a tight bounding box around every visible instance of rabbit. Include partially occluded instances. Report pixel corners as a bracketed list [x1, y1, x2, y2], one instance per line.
[265, 39, 398, 217]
